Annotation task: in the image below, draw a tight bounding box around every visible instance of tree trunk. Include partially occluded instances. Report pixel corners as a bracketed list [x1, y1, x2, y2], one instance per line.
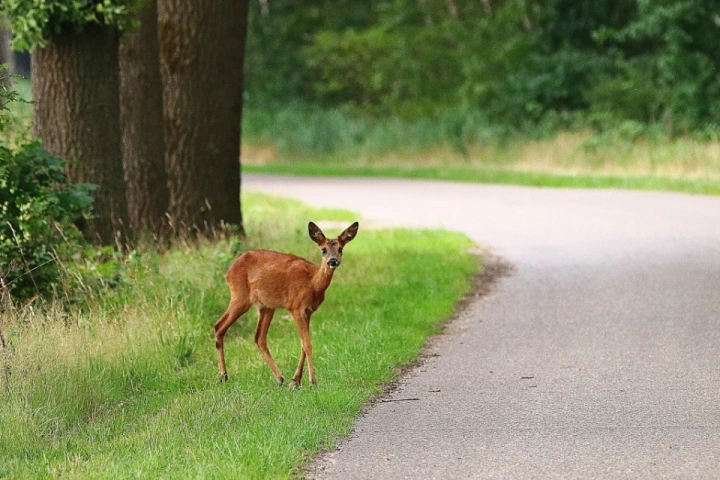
[157, 0, 248, 236]
[119, 0, 171, 239]
[0, 21, 13, 83]
[32, 26, 129, 245]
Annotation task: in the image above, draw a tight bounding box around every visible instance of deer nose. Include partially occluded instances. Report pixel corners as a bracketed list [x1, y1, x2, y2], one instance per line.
[328, 258, 340, 268]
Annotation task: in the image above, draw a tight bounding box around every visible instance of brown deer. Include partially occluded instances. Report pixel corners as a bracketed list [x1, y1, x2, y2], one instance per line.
[214, 221, 359, 386]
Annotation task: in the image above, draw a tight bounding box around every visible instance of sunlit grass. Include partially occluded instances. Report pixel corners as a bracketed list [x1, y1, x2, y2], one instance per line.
[0, 192, 477, 479]
[244, 132, 720, 182]
[242, 107, 720, 194]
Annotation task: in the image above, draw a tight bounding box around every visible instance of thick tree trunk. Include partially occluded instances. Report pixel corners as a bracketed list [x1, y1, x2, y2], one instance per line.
[119, 0, 171, 239]
[32, 26, 129, 245]
[157, 0, 248, 235]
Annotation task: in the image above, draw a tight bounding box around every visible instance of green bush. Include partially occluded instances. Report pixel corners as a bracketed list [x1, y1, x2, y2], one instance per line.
[0, 67, 94, 301]
[304, 24, 463, 117]
[0, 143, 94, 301]
[591, 0, 720, 134]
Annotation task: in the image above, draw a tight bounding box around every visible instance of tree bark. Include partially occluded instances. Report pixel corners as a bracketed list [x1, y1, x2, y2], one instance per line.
[119, 0, 171, 239]
[157, 0, 248, 236]
[0, 21, 13, 83]
[32, 26, 130, 245]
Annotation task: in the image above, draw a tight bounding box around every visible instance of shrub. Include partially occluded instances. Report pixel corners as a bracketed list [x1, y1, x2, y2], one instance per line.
[0, 143, 95, 301]
[0, 66, 94, 301]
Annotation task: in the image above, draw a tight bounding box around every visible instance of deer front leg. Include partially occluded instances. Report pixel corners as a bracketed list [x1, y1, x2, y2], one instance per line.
[292, 310, 316, 386]
[255, 308, 285, 386]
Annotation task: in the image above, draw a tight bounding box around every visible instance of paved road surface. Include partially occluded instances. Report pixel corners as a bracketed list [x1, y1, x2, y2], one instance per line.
[244, 174, 720, 479]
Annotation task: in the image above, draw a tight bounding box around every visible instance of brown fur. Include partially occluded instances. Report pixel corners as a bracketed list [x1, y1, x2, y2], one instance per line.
[214, 221, 359, 386]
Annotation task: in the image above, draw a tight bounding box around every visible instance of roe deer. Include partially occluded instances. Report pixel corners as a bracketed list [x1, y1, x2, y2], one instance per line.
[214, 221, 359, 386]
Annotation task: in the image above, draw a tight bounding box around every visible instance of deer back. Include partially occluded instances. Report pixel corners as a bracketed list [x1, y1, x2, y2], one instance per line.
[226, 249, 325, 312]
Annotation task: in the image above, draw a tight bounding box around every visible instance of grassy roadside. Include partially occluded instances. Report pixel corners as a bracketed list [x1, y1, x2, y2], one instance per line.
[243, 162, 720, 196]
[0, 192, 478, 479]
[242, 108, 720, 196]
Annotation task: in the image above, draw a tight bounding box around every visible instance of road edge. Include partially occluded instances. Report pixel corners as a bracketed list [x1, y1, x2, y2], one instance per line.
[301, 248, 514, 479]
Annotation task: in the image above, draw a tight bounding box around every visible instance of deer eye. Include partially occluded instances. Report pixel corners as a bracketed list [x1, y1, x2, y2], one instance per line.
[338, 248, 343, 254]
[321, 248, 327, 254]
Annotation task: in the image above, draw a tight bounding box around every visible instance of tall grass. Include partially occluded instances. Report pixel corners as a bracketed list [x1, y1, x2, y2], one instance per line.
[242, 106, 505, 162]
[0, 192, 477, 479]
[242, 106, 720, 186]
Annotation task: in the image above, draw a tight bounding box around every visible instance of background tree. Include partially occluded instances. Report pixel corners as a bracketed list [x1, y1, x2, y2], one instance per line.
[590, 0, 720, 133]
[243, 0, 719, 135]
[0, 17, 13, 83]
[119, 0, 171, 239]
[157, 0, 249, 235]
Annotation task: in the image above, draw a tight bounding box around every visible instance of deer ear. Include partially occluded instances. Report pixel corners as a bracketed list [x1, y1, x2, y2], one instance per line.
[339, 222, 359, 245]
[308, 222, 326, 245]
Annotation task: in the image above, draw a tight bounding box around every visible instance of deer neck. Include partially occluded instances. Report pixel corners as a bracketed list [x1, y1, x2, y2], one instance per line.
[311, 262, 335, 294]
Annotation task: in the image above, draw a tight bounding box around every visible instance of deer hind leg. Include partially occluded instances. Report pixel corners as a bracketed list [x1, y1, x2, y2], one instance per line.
[291, 349, 306, 388]
[292, 310, 316, 386]
[214, 299, 251, 381]
[254, 307, 284, 386]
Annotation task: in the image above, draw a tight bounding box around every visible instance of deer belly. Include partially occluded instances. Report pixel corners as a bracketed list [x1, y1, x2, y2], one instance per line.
[249, 286, 287, 309]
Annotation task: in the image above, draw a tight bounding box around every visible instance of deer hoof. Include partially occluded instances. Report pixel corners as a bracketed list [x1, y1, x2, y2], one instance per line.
[219, 372, 229, 383]
[290, 380, 301, 389]
[277, 376, 285, 387]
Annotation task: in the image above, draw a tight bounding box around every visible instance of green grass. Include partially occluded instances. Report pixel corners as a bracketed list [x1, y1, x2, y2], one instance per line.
[242, 106, 720, 196]
[242, 107, 492, 159]
[0, 192, 477, 479]
[243, 163, 720, 197]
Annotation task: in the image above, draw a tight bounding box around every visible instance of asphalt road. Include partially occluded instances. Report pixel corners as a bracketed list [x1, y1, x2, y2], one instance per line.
[244, 174, 720, 479]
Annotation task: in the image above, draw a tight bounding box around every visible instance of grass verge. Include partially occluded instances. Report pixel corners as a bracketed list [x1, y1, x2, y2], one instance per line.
[242, 107, 720, 196]
[0, 192, 478, 479]
[243, 162, 720, 197]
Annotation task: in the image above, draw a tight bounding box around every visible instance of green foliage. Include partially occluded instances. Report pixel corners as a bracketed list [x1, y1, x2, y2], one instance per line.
[0, 76, 34, 150]
[244, 0, 720, 135]
[0, 143, 95, 300]
[305, 28, 398, 109]
[0, 69, 94, 300]
[0, 67, 19, 133]
[244, 0, 380, 107]
[304, 23, 463, 116]
[1, 0, 144, 51]
[243, 105, 507, 160]
[592, 0, 720, 133]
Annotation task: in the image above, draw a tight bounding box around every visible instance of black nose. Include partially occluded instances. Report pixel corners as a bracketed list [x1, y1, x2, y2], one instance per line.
[328, 258, 340, 268]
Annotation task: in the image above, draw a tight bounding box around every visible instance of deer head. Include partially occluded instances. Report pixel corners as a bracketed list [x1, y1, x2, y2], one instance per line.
[308, 221, 359, 270]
